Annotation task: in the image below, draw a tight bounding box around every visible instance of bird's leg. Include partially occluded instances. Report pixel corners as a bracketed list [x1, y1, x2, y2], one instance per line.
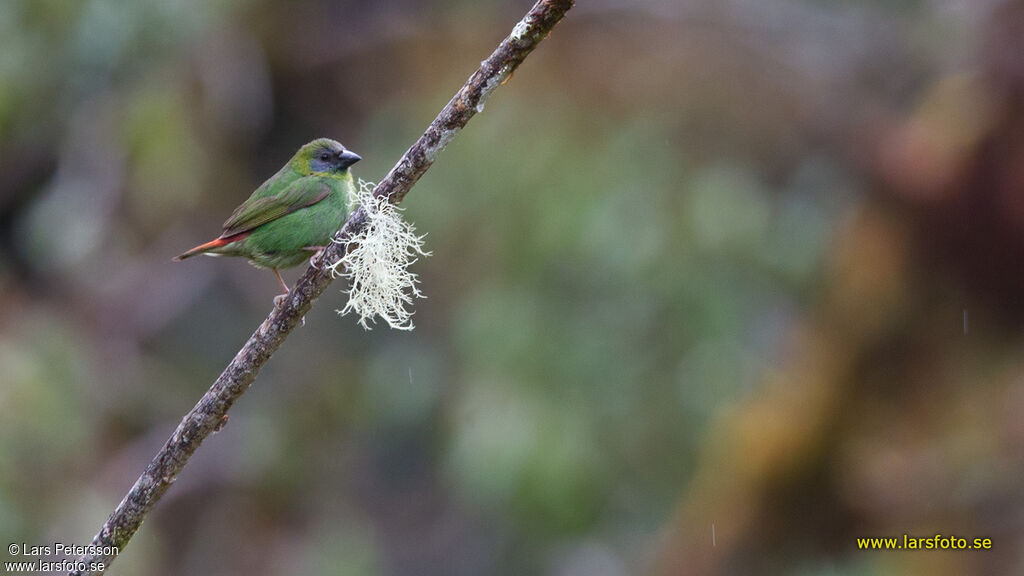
[271, 269, 305, 326]
[272, 269, 289, 308]
[272, 268, 289, 293]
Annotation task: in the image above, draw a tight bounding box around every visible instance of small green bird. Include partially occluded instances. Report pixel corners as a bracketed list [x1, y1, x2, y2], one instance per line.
[174, 138, 360, 295]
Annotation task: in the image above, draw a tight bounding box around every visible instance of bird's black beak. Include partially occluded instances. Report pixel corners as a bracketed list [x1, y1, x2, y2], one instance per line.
[338, 150, 362, 170]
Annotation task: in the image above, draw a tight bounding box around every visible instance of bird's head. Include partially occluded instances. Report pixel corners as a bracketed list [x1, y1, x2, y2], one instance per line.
[296, 138, 361, 175]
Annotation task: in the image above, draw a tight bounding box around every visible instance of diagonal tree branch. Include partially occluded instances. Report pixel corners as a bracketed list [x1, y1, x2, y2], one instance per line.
[69, 1, 574, 574]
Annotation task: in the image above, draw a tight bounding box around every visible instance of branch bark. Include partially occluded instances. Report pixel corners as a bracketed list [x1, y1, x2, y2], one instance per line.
[69, 1, 574, 573]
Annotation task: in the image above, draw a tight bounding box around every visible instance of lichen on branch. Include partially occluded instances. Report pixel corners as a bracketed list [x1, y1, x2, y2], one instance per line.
[330, 179, 430, 330]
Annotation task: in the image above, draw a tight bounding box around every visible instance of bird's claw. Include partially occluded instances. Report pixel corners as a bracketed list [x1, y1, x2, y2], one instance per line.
[305, 246, 327, 269]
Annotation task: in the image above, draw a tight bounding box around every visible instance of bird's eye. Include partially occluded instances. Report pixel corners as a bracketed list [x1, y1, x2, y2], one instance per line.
[319, 153, 329, 161]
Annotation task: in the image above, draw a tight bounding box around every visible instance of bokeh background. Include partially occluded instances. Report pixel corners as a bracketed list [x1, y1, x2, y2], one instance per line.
[2, 0, 1024, 574]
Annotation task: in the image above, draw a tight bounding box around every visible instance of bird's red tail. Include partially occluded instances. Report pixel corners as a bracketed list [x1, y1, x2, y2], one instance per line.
[173, 232, 249, 261]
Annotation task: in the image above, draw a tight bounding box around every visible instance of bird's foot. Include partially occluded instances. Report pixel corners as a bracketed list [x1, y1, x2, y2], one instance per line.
[271, 268, 304, 324]
[305, 246, 327, 269]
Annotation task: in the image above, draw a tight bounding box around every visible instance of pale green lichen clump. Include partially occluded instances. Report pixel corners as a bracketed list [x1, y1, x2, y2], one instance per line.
[329, 179, 430, 330]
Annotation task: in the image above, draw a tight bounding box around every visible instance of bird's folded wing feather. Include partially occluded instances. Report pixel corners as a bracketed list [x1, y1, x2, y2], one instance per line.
[221, 177, 330, 237]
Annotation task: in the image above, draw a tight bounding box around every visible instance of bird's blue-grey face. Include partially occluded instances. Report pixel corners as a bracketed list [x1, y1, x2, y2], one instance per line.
[310, 142, 361, 174]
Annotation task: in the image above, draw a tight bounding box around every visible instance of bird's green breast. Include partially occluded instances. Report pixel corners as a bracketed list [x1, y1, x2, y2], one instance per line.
[233, 174, 353, 269]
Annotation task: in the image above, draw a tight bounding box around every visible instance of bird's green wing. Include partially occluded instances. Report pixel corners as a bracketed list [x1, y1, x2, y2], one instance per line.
[221, 176, 330, 237]
[246, 162, 304, 202]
